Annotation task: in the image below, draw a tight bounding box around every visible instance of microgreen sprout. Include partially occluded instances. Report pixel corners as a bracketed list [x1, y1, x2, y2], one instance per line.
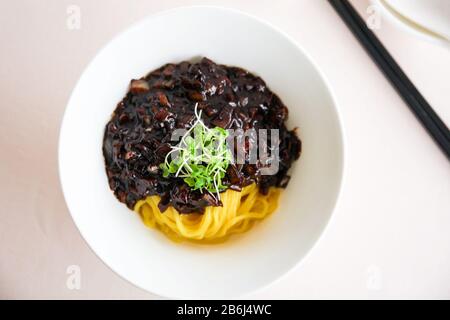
[160, 103, 232, 200]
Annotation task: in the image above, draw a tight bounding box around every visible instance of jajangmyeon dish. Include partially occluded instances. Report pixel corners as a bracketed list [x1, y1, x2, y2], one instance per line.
[103, 58, 301, 243]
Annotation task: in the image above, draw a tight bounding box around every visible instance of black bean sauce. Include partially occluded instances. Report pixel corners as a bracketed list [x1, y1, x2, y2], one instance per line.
[103, 58, 301, 214]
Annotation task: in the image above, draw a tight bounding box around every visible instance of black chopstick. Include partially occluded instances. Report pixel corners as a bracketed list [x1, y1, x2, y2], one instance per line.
[328, 0, 450, 160]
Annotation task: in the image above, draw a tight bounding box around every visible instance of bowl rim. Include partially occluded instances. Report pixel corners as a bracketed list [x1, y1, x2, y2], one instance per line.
[58, 5, 346, 298]
[372, 0, 450, 49]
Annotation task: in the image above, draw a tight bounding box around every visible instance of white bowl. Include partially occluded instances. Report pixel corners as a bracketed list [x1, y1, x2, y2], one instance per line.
[374, 0, 450, 48]
[59, 6, 345, 299]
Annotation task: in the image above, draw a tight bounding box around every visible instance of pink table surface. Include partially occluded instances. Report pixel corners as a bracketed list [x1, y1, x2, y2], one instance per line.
[0, 0, 449, 299]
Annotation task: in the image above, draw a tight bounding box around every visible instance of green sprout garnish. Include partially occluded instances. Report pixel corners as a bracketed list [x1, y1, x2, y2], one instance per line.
[160, 103, 232, 200]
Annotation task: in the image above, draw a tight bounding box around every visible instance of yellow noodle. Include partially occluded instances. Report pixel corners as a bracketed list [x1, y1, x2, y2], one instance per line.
[134, 184, 281, 243]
